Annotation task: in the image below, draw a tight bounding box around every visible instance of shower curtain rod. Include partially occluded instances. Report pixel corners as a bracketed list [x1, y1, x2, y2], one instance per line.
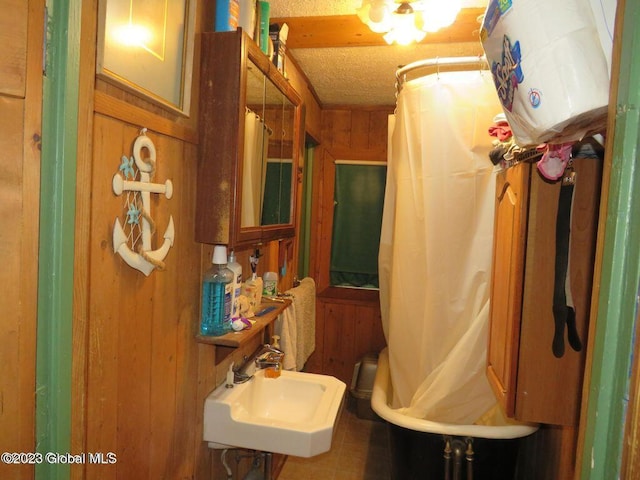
[395, 55, 489, 93]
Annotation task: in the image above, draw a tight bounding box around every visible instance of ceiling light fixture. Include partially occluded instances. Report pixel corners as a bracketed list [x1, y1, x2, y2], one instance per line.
[357, 0, 462, 46]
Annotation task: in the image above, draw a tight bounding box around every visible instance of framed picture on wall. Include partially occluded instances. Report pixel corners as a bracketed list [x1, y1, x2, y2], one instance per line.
[96, 0, 196, 116]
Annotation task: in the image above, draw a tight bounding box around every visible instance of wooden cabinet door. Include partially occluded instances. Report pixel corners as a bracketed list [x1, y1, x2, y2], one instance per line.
[487, 157, 601, 425]
[487, 162, 531, 417]
[516, 157, 601, 425]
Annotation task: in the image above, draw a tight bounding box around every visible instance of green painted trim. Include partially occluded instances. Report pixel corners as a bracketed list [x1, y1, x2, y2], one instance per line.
[298, 144, 315, 279]
[36, 0, 81, 478]
[581, 1, 640, 477]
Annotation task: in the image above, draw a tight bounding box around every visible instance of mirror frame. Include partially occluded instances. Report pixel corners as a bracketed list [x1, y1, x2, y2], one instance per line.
[196, 30, 302, 248]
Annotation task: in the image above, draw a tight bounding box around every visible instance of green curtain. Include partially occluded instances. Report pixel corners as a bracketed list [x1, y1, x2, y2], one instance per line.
[330, 163, 386, 288]
[261, 160, 292, 225]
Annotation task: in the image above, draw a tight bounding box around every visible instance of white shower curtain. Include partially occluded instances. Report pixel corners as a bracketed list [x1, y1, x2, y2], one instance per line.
[242, 110, 270, 227]
[379, 70, 503, 425]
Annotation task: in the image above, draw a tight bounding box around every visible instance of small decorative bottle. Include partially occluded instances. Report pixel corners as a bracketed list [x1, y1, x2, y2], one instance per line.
[227, 250, 243, 319]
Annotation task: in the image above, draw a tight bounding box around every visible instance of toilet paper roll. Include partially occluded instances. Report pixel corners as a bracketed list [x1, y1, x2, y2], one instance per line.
[481, 0, 610, 146]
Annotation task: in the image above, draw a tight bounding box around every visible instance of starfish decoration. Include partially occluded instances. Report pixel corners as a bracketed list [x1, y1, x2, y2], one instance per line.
[119, 155, 135, 179]
[126, 203, 141, 225]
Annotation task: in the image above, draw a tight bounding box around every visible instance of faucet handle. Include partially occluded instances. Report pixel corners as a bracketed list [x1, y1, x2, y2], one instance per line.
[233, 370, 253, 384]
[262, 343, 284, 355]
[255, 350, 284, 368]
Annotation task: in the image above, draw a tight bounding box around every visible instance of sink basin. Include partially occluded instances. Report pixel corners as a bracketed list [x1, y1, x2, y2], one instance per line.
[203, 369, 346, 457]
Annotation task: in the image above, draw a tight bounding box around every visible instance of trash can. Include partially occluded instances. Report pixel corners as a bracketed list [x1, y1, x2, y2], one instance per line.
[350, 352, 381, 421]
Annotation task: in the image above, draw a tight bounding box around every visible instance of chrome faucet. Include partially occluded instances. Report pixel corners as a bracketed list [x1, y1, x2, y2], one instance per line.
[254, 344, 285, 370]
[232, 360, 253, 384]
[232, 343, 285, 384]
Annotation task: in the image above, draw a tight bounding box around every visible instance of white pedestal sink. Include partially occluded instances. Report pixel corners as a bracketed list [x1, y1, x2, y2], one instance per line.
[203, 369, 346, 458]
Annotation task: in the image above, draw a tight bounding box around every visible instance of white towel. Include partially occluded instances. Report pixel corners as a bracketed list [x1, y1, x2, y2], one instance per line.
[274, 277, 316, 371]
[275, 307, 297, 371]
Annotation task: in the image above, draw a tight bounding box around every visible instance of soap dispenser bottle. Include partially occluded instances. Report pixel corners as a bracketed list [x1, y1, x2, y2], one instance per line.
[200, 245, 234, 336]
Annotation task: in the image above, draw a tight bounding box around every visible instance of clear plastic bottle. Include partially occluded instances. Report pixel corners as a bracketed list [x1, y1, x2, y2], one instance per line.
[227, 250, 243, 319]
[262, 271, 278, 296]
[200, 245, 234, 336]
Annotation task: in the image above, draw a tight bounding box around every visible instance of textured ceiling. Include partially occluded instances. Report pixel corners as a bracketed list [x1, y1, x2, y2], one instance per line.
[269, 0, 489, 106]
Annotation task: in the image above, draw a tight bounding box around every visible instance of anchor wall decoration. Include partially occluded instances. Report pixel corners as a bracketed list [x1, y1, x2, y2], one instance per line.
[112, 129, 175, 276]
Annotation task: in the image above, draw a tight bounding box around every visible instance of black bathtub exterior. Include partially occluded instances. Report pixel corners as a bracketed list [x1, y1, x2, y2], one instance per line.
[387, 423, 521, 480]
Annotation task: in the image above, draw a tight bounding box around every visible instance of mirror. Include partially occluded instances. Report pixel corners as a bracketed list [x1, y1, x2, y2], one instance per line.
[196, 31, 301, 248]
[241, 61, 266, 228]
[261, 73, 294, 226]
[241, 60, 294, 229]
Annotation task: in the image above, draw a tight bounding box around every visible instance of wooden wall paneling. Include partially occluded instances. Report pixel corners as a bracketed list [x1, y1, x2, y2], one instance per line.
[112, 124, 157, 479]
[353, 304, 386, 358]
[86, 116, 125, 479]
[350, 110, 371, 150]
[117, 274, 154, 478]
[0, 0, 27, 97]
[368, 109, 392, 159]
[0, 96, 34, 480]
[323, 302, 357, 383]
[170, 282, 199, 476]
[87, 115, 139, 478]
[162, 140, 201, 478]
[318, 301, 386, 384]
[85, 117, 202, 478]
[304, 299, 325, 374]
[277, 54, 322, 141]
[94, 91, 198, 145]
[95, 79, 199, 134]
[322, 110, 352, 150]
[72, 0, 98, 475]
[148, 137, 182, 479]
[78, 1, 210, 477]
[21, 8, 45, 455]
[321, 107, 393, 161]
[0, 1, 43, 478]
[195, 343, 217, 480]
[516, 425, 577, 480]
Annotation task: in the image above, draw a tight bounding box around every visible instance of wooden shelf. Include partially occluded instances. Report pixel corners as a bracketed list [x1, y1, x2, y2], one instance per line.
[196, 299, 291, 363]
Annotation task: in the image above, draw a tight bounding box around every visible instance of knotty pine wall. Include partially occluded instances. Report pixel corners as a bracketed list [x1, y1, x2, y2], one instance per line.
[0, 1, 42, 479]
[0, 0, 315, 476]
[72, 0, 205, 476]
[72, 1, 313, 479]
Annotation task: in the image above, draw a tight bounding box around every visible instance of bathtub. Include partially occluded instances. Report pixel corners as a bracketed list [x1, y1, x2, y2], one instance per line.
[371, 348, 538, 479]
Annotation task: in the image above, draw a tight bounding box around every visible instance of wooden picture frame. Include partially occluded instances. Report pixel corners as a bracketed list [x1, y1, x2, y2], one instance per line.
[96, 0, 196, 116]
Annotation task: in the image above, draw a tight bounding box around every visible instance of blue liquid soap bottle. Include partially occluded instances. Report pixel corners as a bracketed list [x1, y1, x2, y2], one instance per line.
[200, 245, 234, 336]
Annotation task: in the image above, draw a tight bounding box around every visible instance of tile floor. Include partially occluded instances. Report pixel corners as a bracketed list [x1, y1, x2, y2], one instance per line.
[278, 402, 392, 480]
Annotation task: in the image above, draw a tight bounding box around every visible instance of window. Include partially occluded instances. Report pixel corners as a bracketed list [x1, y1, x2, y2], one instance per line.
[329, 161, 387, 289]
